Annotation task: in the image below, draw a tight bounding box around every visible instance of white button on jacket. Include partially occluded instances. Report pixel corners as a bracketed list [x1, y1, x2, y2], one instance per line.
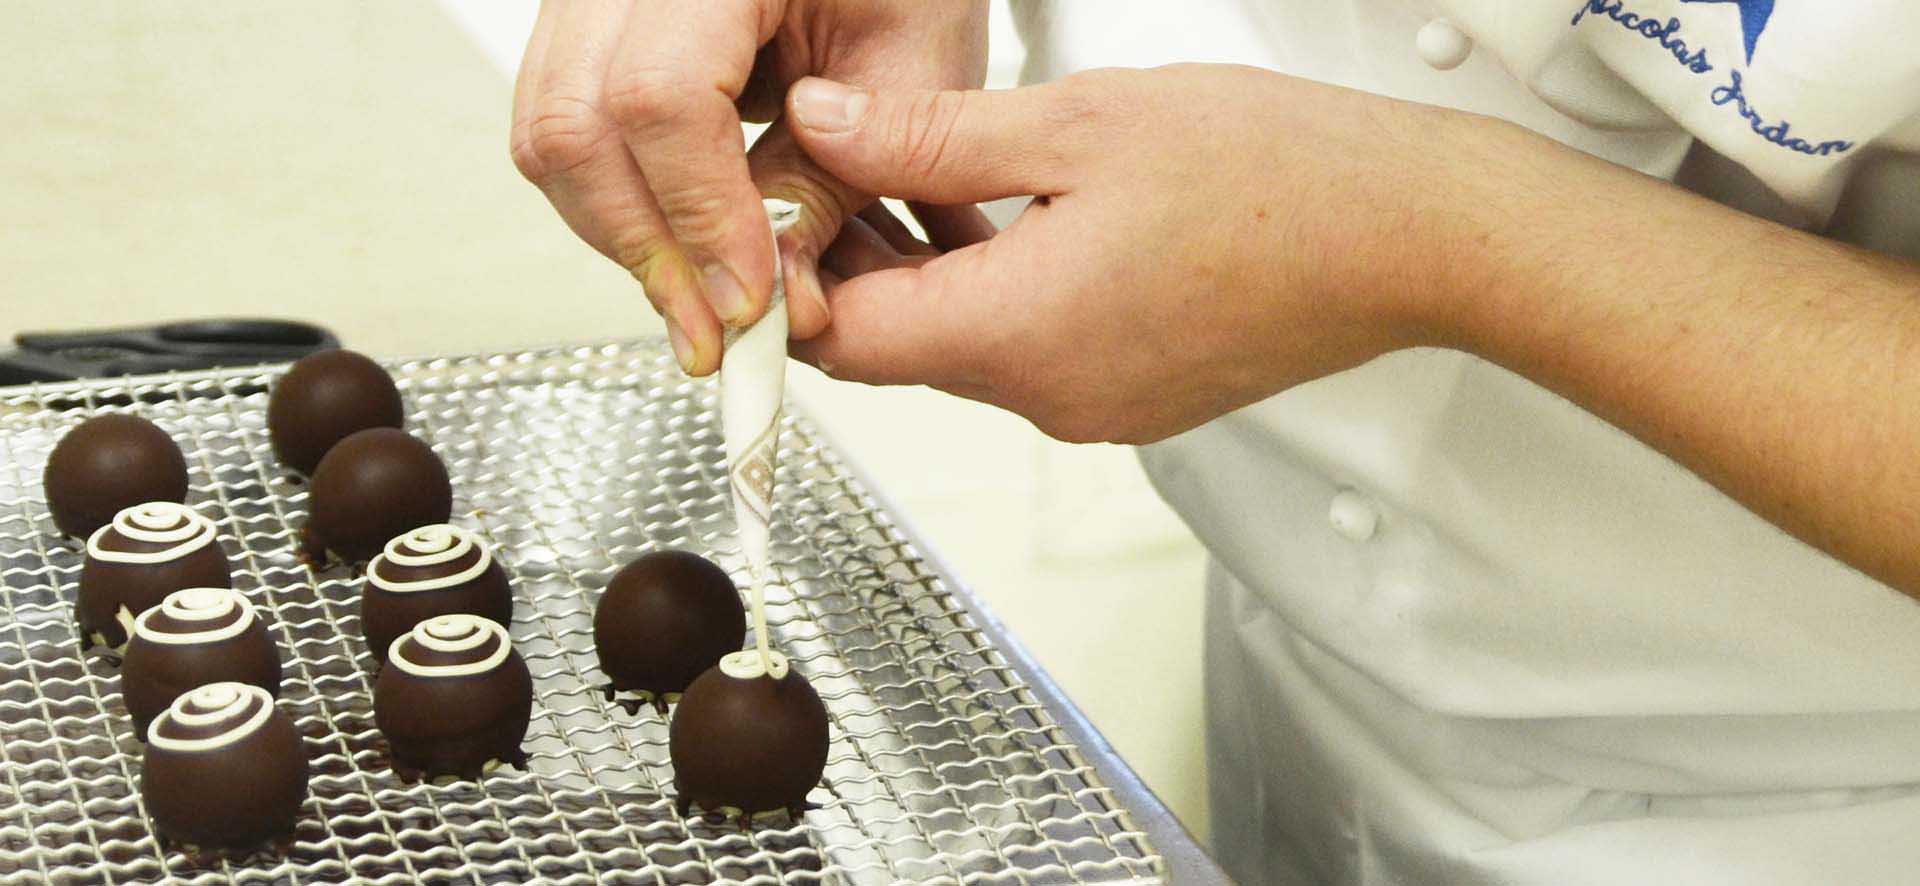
[1327, 490, 1378, 541]
[1415, 18, 1472, 70]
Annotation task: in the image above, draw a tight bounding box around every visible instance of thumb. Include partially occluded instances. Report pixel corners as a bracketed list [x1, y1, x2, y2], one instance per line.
[786, 76, 1077, 204]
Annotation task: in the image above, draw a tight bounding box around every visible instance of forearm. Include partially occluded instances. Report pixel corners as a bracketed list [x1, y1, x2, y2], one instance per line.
[1426, 116, 1920, 596]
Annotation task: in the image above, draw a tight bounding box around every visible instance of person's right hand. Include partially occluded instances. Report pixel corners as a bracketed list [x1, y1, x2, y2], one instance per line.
[509, 1, 988, 375]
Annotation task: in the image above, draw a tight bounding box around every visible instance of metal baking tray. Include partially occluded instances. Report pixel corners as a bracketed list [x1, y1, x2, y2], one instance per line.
[0, 341, 1169, 884]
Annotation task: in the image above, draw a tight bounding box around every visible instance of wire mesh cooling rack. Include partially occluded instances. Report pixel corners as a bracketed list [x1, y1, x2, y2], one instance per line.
[0, 341, 1165, 885]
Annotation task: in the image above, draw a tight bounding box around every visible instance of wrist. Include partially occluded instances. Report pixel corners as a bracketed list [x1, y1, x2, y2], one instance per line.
[1388, 111, 1608, 362]
[1289, 98, 1539, 360]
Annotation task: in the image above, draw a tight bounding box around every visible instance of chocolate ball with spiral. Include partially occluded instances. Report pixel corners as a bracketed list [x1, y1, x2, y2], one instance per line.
[669, 651, 829, 824]
[268, 348, 405, 475]
[79, 502, 231, 651]
[594, 550, 745, 714]
[142, 682, 308, 854]
[122, 587, 281, 737]
[44, 414, 188, 539]
[361, 524, 512, 668]
[375, 614, 531, 783]
[302, 427, 451, 565]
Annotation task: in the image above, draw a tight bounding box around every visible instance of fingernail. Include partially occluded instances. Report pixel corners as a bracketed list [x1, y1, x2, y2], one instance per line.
[665, 316, 697, 373]
[702, 263, 753, 324]
[791, 78, 868, 133]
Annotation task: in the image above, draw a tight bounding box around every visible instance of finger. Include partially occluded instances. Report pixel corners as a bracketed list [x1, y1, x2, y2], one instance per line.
[821, 217, 926, 280]
[858, 203, 939, 256]
[509, 1, 562, 157]
[786, 76, 1085, 203]
[609, 0, 782, 328]
[788, 266, 961, 387]
[511, 0, 727, 375]
[737, 43, 786, 124]
[794, 230, 1037, 388]
[907, 202, 997, 252]
[544, 153, 727, 375]
[748, 122, 865, 342]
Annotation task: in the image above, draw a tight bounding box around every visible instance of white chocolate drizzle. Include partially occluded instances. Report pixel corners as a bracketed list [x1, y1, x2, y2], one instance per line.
[132, 587, 256, 645]
[387, 613, 512, 678]
[719, 649, 789, 681]
[366, 524, 491, 593]
[85, 502, 218, 565]
[147, 682, 274, 752]
[112, 606, 136, 651]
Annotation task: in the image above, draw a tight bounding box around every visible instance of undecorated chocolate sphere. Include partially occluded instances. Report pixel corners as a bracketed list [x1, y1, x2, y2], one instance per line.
[375, 614, 531, 783]
[594, 550, 744, 714]
[142, 682, 307, 853]
[79, 502, 231, 651]
[303, 428, 451, 565]
[268, 349, 404, 475]
[361, 524, 512, 667]
[122, 587, 281, 737]
[669, 651, 828, 822]
[44, 414, 188, 539]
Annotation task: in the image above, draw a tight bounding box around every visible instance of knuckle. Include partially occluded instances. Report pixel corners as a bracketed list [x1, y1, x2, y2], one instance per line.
[889, 90, 968, 180]
[761, 174, 858, 247]
[1046, 69, 1129, 131]
[651, 188, 738, 246]
[603, 66, 694, 131]
[516, 94, 614, 181]
[612, 231, 675, 283]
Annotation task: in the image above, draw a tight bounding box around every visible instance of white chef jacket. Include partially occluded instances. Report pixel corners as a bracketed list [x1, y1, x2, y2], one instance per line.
[1014, 1, 1920, 883]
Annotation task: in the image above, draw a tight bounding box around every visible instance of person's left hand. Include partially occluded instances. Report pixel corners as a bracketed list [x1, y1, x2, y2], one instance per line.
[784, 63, 1497, 444]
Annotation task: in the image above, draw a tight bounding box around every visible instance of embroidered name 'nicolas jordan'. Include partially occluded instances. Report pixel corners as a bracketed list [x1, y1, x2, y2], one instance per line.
[1570, 0, 1854, 157]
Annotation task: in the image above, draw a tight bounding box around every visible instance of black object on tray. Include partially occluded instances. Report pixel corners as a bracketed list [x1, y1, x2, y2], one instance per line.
[0, 319, 339, 385]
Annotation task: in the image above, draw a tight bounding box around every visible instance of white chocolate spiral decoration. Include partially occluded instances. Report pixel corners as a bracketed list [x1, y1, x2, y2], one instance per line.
[132, 587, 256, 646]
[719, 649, 789, 681]
[147, 682, 274, 752]
[366, 524, 492, 593]
[388, 613, 512, 678]
[86, 502, 218, 564]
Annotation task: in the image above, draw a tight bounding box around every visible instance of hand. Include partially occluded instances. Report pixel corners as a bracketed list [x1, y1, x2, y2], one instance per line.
[786, 64, 1476, 444]
[510, 0, 988, 375]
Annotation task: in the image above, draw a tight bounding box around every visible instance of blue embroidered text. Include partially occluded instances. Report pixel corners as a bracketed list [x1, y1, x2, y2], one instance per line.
[1570, 1, 1712, 73]
[1708, 71, 1854, 156]
[1571, 0, 1856, 158]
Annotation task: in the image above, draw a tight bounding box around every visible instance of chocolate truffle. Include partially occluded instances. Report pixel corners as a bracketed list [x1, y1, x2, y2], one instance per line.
[268, 348, 404, 475]
[79, 502, 231, 651]
[122, 587, 281, 737]
[594, 550, 745, 714]
[374, 614, 531, 783]
[361, 524, 512, 667]
[44, 414, 188, 539]
[302, 427, 451, 565]
[142, 682, 307, 854]
[669, 651, 829, 823]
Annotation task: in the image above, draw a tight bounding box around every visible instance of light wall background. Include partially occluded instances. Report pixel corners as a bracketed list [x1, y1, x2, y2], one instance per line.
[2, 0, 1211, 844]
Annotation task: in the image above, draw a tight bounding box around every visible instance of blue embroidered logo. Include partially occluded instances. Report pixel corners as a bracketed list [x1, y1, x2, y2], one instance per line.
[1569, 0, 1854, 157]
[1678, 0, 1773, 63]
